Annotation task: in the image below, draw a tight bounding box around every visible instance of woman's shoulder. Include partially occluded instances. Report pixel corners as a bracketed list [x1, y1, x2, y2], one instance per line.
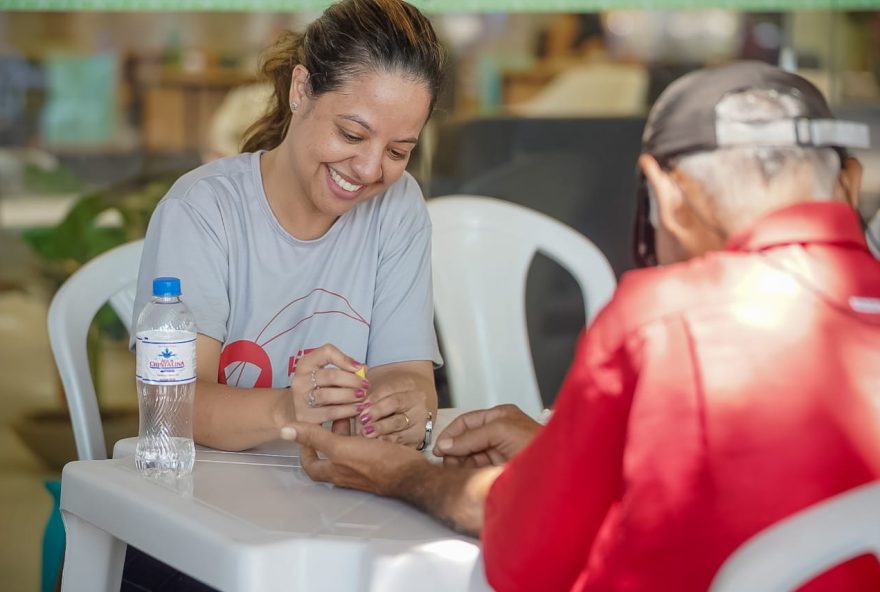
[162, 153, 257, 208]
[385, 170, 425, 201]
[354, 172, 431, 250]
[370, 171, 429, 222]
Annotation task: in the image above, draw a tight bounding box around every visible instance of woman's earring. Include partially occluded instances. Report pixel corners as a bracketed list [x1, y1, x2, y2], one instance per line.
[290, 101, 298, 112]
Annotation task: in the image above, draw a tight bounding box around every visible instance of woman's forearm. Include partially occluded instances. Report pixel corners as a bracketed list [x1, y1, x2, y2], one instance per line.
[192, 378, 290, 451]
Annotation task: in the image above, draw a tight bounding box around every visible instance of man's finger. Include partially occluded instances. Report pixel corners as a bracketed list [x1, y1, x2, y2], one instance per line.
[434, 422, 499, 458]
[442, 455, 461, 467]
[487, 448, 507, 466]
[299, 446, 336, 483]
[438, 406, 509, 441]
[281, 421, 339, 457]
[464, 453, 492, 468]
[435, 408, 496, 444]
[299, 444, 319, 472]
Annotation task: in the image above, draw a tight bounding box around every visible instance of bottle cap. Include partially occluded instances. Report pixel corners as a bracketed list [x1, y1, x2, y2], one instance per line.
[152, 277, 182, 297]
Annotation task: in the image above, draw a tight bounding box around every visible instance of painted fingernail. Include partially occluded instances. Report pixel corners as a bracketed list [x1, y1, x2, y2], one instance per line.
[362, 380, 370, 389]
[364, 425, 375, 435]
[355, 389, 365, 399]
[360, 414, 372, 424]
[356, 403, 365, 412]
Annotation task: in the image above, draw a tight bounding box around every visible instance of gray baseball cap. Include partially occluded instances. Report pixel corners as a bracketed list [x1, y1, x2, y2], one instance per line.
[634, 60, 871, 267]
[642, 60, 869, 160]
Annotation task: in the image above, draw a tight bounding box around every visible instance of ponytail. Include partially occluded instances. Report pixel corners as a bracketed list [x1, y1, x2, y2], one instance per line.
[240, 31, 302, 153]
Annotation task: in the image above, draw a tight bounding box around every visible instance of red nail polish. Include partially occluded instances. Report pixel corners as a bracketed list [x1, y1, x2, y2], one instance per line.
[355, 389, 365, 399]
[360, 414, 371, 424]
[356, 403, 365, 412]
[362, 380, 370, 389]
[364, 425, 375, 435]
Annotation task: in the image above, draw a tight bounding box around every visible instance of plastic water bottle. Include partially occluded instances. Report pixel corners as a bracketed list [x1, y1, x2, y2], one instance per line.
[135, 277, 196, 477]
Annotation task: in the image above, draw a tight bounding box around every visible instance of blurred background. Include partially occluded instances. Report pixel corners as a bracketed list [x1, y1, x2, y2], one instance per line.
[0, 3, 878, 590]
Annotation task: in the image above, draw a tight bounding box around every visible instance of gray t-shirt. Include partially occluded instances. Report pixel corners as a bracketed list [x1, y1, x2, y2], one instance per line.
[133, 152, 441, 389]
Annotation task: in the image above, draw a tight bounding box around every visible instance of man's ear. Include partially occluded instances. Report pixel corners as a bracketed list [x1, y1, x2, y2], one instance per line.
[638, 154, 692, 239]
[288, 64, 311, 111]
[838, 157, 863, 208]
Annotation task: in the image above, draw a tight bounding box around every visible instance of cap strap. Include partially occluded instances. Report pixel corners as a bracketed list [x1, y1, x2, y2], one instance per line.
[716, 118, 870, 150]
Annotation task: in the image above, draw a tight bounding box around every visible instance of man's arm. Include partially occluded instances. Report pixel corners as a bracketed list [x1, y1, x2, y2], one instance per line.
[394, 463, 503, 536]
[392, 463, 503, 537]
[477, 323, 634, 592]
[283, 422, 501, 536]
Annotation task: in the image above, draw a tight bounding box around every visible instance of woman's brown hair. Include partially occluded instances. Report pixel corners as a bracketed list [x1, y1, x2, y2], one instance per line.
[241, 0, 445, 154]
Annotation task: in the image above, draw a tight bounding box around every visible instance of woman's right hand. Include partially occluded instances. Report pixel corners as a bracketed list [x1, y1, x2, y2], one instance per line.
[281, 344, 369, 426]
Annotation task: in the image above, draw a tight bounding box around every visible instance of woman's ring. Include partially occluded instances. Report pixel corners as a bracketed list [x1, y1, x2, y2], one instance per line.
[306, 369, 320, 407]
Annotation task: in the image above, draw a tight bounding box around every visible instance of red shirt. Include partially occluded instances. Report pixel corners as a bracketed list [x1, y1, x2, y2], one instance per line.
[482, 202, 880, 592]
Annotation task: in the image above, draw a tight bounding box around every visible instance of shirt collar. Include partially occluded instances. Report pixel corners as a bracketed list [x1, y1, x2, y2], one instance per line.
[725, 201, 869, 253]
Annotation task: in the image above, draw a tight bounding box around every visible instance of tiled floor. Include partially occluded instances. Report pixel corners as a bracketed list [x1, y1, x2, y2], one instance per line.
[0, 288, 135, 591]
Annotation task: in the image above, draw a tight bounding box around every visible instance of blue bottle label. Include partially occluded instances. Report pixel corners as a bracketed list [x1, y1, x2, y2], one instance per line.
[136, 331, 197, 384]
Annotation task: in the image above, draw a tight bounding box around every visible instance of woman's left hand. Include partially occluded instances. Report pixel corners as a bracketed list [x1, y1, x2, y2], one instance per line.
[356, 361, 437, 448]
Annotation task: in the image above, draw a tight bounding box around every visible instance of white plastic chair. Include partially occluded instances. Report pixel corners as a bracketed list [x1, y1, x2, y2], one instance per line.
[47, 239, 143, 461]
[427, 195, 616, 418]
[710, 481, 880, 592]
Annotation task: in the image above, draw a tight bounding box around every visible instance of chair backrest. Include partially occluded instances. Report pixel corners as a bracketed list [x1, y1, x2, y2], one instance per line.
[430, 116, 644, 275]
[710, 481, 880, 592]
[47, 239, 143, 461]
[427, 196, 615, 417]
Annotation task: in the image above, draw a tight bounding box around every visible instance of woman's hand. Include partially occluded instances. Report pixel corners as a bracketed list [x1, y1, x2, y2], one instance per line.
[355, 361, 437, 448]
[281, 344, 368, 426]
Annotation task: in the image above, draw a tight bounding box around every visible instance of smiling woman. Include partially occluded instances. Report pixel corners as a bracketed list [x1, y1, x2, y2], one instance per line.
[260, 68, 432, 236]
[133, 0, 445, 459]
[127, 1, 445, 587]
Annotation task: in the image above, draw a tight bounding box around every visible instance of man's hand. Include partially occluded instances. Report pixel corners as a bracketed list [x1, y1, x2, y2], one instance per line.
[283, 419, 505, 536]
[281, 422, 427, 496]
[433, 404, 541, 467]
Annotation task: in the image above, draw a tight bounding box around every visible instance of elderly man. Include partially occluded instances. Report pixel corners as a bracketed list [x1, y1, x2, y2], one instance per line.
[282, 62, 880, 591]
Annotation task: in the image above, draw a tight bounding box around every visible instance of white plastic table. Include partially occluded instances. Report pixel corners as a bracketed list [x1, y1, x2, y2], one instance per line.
[60, 409, 491, 592]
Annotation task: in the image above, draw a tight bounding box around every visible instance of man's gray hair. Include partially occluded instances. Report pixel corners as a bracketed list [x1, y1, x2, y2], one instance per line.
[673, 88, 842, 233]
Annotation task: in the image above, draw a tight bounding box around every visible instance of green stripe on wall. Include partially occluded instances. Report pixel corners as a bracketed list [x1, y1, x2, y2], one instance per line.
[2, 0, 879, 11]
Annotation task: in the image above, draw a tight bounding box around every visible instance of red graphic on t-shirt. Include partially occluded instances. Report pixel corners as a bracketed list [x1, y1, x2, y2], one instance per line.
[218, 340, 273, 388]
[218, 288, 368, 388]
[288, 347, 317, 376]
